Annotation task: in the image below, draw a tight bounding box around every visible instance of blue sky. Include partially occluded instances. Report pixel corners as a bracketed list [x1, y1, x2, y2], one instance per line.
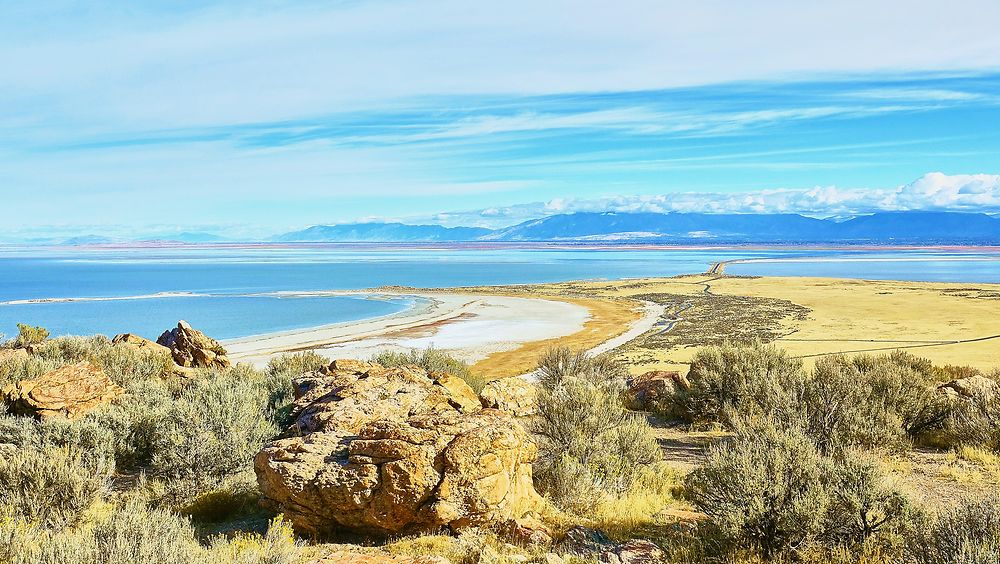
[2, 1, 1000, 240]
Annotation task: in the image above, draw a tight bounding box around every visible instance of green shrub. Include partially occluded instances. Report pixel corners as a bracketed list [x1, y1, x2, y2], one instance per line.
[149, 366, 282, 497]
[803, 353, 949, 453]
[0, 353, 59, 389]
[266, 351, 328, 379]
[824, 451, 910, 543]
[907, 494, 1000, 564]
[945, 378, 1000, 451]
[679, 341, 806, 427]
[0, 445, 110, 529]
[685, 420, 912, 559]
[32, 335, 109, 363]
[0, 499, 299, 564]
[86, 378, 173, 470]
[373, 348, 489, 393]
[12, 323, 48, 348]
[0, 415, 115, 468]
[685, 422, 831, 558]
[532, 348, 660, 511]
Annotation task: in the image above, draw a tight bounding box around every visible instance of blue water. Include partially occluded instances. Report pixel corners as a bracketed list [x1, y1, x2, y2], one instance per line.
[1, 245, 997, 340]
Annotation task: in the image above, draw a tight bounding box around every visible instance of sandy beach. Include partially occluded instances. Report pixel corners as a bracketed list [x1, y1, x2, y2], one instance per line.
[224, 291, 593, 367]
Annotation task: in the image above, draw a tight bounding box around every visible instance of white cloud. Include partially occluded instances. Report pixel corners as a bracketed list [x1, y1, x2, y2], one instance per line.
[426, 173, 1000, 227]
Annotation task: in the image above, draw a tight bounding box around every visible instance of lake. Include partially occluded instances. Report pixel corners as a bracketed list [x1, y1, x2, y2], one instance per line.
[1, 244, 997, 340]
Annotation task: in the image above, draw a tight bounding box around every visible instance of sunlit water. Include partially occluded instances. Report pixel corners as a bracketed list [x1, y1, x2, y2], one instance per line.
[1, 245, 996, 340]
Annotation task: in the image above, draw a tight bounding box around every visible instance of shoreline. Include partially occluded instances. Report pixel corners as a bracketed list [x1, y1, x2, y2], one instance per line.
[224, 290, 595, 368]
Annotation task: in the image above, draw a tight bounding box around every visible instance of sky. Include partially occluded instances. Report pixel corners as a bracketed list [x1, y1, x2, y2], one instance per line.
[2, 0, 1000, 241]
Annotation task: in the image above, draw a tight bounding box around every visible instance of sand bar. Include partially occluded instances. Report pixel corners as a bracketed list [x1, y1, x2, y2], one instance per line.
[224, 291, 592, 366]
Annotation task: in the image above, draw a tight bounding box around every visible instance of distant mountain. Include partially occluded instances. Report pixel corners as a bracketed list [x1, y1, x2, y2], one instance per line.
[143, 232, 228, 243]
[485, 211, 1000, 244]
[60, 235, 118, 246]
[275, 223, 494, 242]
[483, 212, 835, 242]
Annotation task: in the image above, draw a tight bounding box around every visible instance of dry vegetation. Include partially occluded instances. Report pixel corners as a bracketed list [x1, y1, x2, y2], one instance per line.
[3, 306, 1000, 563]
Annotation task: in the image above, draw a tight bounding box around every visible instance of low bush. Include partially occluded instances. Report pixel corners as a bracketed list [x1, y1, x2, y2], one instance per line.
[679, 341, 806, 428]
[804, 353, 950, 453]
[685, 420, 911, 559]
[0, 499, 299, 564]
[149, 366, 282, 496]
[11, 323, 48, 349]
[532, 348, 660, 511]
[0, 445, 110, 529]
[907, 494, 1000, 563]
[373, 347, 489, 393]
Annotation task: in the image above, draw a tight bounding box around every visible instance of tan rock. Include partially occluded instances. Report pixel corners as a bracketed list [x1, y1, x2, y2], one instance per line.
[624, 370, 687, 414]
[326, 358, 380, 374]
[938, 375, 998, 399]
[156, 320, 230, 369]
[310, 552, 448, 564]
[1, 361, 122, 419]
[0, 348, 29, 363]
[433, 372, 481, 413]
[112, 333, 171, 356]
[256, 362, 543, 536]
[480, 378, 537, 417]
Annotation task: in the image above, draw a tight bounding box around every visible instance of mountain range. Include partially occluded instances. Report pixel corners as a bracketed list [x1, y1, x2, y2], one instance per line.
[274, 211, 1000, 245]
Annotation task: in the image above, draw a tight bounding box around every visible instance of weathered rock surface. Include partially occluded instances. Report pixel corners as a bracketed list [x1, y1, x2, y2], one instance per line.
[938, 375, 998, 399]
[480, 378, 538, 416]
[255, 361, 543, 536]
[555, 526, 665, 564]
[1, 361, 122, 419]
[0, 348, 29, 363]
[624, 370, 688, 414]
[112, 333, 171, 356]
[156, 320, 230, 369]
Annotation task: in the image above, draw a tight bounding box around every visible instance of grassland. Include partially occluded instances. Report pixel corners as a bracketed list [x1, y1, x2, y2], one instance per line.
[467, 274, 1000, 377]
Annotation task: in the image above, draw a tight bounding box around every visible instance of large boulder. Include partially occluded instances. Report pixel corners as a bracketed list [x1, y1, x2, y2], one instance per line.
[624, 370, 688, 414]
[1, 361, 122, 419]
[480, 377, 538, 417]
[255, 361, 543, 536]
[156, 320, 230, 369]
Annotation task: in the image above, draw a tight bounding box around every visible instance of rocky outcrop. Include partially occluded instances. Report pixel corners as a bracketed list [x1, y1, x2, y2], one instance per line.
[156, 320, 230, 369]
[480, 378, 538, 417]
[0, 348, 29, 363]
[1, 361, 122, 419]
[555, 526, 665, 564]
[624, 370, 688, 414]
[112, 333, 171, 356]
[255, 361, 543, 537]
[938, 375, 998, 399]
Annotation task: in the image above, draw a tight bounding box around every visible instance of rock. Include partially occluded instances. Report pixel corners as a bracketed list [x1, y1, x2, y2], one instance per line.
[496, 517, 552, 546]
[112, 333, 171, 356]
[325, 358, 380, 374]
[433, 372, 481, 413]
[480, 378, 538, 417]
[0, 348, 29, 363]
[624, 370, 688, 414]
[255, 361, 543, 536]
[1, 361, 122, 419]
[156, 320, 230, 369]
[555, 526, 664, 564]
[309, 552, 449, 564]
[543, 555, 565, 564]
[938, 375, 998, 399]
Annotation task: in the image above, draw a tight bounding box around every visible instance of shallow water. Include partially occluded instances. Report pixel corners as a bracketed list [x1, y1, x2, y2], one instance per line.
[1, 245, 996, 339]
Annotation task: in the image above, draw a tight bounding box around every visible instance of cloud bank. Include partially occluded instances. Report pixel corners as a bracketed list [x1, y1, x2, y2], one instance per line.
[433, 173, 1000, 227]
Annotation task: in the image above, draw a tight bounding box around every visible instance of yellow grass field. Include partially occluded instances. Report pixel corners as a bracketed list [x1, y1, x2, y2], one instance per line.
[469, 274, 1000, 377]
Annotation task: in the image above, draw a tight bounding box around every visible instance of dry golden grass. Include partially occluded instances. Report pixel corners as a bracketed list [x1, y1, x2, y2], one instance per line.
[521, 274, 1000, 374]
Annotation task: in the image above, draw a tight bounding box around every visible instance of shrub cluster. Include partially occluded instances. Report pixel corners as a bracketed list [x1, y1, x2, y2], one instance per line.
[685, 420, 911, 558]
[679, 343, 952, 453]
[532, 347, 661, 512]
